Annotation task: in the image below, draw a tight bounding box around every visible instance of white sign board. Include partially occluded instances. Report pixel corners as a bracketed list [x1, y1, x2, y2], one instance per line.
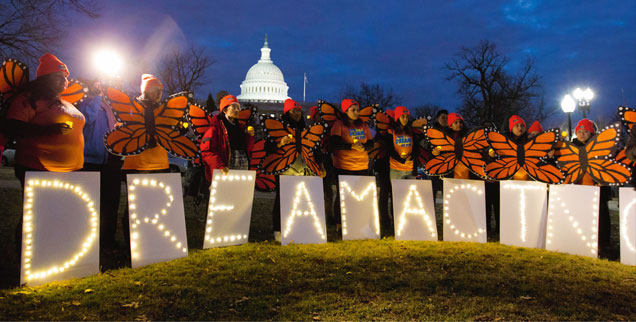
[203, 170, 256, 248]
[547, 184, 599, 258]
[391, 179, 437, 241]
[338, 175, 380, 240]
[21, 172, 100, 286]
[279, 175, 327, 245]
[442, 178, 487, 243]
[127, 173, 188, 268]
[500, 181, 548, 249]
[619, 187, 636, 266]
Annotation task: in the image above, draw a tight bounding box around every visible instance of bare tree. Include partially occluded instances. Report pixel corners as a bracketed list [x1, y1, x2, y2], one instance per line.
[412, 104, 443, 119]
[445, 40, 549, 129]
[0, 0, 100, 63]
[158, 45, 215, 95]
[339, 82, 401, 110]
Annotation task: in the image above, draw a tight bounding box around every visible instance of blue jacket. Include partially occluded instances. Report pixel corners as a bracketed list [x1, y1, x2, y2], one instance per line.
[78, 95, 113, 164]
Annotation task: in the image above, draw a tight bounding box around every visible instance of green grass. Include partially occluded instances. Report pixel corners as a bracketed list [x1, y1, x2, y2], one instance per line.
[0, 166, 633, 320]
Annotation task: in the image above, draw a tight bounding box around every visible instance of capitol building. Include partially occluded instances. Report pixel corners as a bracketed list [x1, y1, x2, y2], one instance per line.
[237, 35, 312, 118]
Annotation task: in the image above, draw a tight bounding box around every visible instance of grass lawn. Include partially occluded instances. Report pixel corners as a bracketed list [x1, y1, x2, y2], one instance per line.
[0, 166, 634, 320]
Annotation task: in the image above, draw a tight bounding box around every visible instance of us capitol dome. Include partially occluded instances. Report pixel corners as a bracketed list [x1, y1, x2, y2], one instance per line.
[237, 34, 290, 103]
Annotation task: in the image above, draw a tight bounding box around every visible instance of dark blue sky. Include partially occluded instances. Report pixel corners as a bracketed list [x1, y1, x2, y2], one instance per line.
[62, 0, 635, 126]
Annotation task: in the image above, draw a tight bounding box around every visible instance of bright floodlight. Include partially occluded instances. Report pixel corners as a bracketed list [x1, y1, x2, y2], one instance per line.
[584, 88, 594, 101]
[93, 49, 123, 77]
[561, 95, 576, 113]
[573, 88, 584, 100]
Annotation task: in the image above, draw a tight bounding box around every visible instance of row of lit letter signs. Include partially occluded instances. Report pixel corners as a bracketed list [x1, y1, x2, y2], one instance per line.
[21, 171, 636, 286]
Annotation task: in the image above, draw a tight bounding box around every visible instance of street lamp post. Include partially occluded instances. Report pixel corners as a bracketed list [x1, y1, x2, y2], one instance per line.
[572, 87, 594, 118]
[561, 95, 576, 141]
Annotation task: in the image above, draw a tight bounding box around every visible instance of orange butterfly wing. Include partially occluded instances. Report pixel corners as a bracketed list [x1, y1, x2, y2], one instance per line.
[424, 127, 458, 176]
[375, 110, 391, 136]
[237, 103, 257, 126]
[300, 123, 325, 175]
[618, 106, 635, 131]
[555, 141, 584, 184]
[587, 158, 632, 185]
[250, 139, 276, 192]
[411, 117, 428, 134]
[460, 128, 488, 178]
[259, 118, 299, 174]
[0, 59, 29, 103]
[358, 105, 375, 123]
[615, 148, 636, 168]
[188, 103, 211, 140]
[105, 123, 149, 155]
[60, 79, 88, 106]
[153, 92, 198, 159]
[520, 130, 563, 184]
[104, 87, 146, 124]
[318, 100, 340, 127]
[484, 130, 520, 180]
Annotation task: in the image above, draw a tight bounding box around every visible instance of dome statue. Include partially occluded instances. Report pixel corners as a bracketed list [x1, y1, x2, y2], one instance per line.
[237, 34, 290, 103]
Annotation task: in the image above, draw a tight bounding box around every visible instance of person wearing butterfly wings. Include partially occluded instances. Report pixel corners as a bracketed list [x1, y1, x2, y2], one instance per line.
[200, 93, 255, 182]
[262, 99, 326, 241]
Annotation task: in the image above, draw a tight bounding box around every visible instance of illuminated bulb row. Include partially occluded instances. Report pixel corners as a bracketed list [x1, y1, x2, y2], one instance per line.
[396, 185, 436, 238]
[204, 173, 253, 244]
[443, 184, 485, 239]
[283, 182, 326, 240]
[620, 199, 636, 253]
[129, 178, 186, 259]
[208, 234, 249, 244]
[23, 179, 98, 281]
[339, 181, 380, 236]
[502, 183, 546, 242]
[547, 190, 598, 255]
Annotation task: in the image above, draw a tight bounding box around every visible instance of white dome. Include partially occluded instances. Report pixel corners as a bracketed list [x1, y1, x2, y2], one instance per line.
[237, 35, 289, 103]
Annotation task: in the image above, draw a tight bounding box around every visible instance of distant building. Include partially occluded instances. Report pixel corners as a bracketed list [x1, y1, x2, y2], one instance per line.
[237, 35, 313, 119]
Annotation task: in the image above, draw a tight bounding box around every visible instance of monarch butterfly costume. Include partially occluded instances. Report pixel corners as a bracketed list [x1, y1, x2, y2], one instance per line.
[484, 128, 564, 184]
[616, 106, 636, 182]
[373, 106, 429, 169]
[554, 122, 631, 186]
[1, 55, 89, 173]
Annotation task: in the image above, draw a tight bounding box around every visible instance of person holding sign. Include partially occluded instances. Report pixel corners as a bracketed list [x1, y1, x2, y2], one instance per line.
[201, 91, 255, 181]
[261, 99, 326, 241]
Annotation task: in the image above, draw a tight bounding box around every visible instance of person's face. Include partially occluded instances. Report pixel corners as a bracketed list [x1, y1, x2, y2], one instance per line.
[399, 114, 409, 126]
[512, 123, 526, 137]
[345, 104, 360, 121]
[50, 72, 68, 93]
[576, 128, 593, 143]
[88, 81, 102, 97]
[288, 108, 302, 122]
[144, 86, 163, 103]
[438, 114, 448, 127]
[224, 103, 240, 118]
[450, 119, 463, 131]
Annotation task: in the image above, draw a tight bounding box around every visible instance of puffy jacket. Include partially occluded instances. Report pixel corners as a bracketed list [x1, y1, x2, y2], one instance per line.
[200, 114, 254, 181]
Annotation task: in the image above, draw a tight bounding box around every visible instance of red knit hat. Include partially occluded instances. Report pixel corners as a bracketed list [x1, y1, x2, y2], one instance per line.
[528, 121, 543, 133]
[393, 106, 410, 121]
[575, 118, 596, 134]
[341, 99, 359, 113]
[508, 115, 526, 132]
[140, 74, 163, 93]
[385, 109, 394, 119]
[309, 105, 319, 119]
[284, 99, 301, 114]
[36, 53, 69, 78]
[219, 94, 239, 112]
[447, 113, 464, 127]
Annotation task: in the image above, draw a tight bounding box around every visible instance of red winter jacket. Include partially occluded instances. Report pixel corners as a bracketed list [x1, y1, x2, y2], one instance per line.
[200, 114, 254, 181]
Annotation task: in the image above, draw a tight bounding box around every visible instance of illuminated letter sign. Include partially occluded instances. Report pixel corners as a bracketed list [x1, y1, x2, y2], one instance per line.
[442, 178, 487, 243]
[619, 187, 636, 266]
[390, 179, 437, 241]
[500, 181, 548, 249]
[338, 175, 380, 240]
[203, 170, 256, 248]
[127, 173, 188, 268]
[280, 175, 327, 245]
[546, 184, 599, 258]
[21, 172, 100, 285]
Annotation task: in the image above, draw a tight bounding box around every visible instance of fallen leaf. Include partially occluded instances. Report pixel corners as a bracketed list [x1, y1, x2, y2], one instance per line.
[84, 289, 94, 294]
[135, 281, 142, 286]
[234, 297, 249, 305]
[313, 315, 321, 320]
[71, 300, 81, 306]
[122, 301, 139, 308]
[519, 296, 532, 300]
[135, 314, 149, 321]
[346, 271, 352, 275]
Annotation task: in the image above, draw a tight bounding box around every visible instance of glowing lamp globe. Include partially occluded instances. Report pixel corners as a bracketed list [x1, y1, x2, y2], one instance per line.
[93, 50, 123, 77]
[561, 95, 576, 113]
[584, 88, 594, 101]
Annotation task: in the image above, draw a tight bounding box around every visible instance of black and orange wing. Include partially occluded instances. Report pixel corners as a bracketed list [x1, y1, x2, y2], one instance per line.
[358, 105, 375, 123]
[153, 91, 192, 128]
[188, 103, 211, 140]
[154, 92, 198, 159]
[586, 158, 632, 186]
[259, 117, 298, 174]
[103, 87, 147, 156]
[618, 106, 636, 131]
[521, 129, 563, 184]
[374, 109, 391, 136]
[104, 86, 146, 125]
[0, 58, 29, 104]
[615, 148, 636, 169]
[300, 123, 326, 175]
[584, 123, 622, 159]
[250, 139, 276, 192]
[555, 140, 584, 184]
[460, 128, 488, 178]
[484, 129, 520, 180]
[60, 79, 88, 106]
[423, 127, 458, 176]
[237, 103, 257, 126]
[318, 100, 341, 127]
[411, 117, 429, 135]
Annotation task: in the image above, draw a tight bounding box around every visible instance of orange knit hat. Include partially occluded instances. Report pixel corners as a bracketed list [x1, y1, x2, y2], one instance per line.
[36, 53, 69, 78]
[140, 74, 163, 93]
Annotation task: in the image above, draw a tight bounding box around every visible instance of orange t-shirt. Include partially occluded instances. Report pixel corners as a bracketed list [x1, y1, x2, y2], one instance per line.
[330, 120, 372, 171]
[7, 95, 85, 172]
[388, 129, 414, 171]
[122, 145, 169, 171]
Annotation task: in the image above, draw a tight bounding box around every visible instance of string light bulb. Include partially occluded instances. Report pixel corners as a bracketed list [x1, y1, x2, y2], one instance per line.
[339, 180, 380, 236]
[443, 183, 485, 240]
[282, 182, 326, 241]
[204, 173, 254, 246]
[395, 185, 436, 238]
